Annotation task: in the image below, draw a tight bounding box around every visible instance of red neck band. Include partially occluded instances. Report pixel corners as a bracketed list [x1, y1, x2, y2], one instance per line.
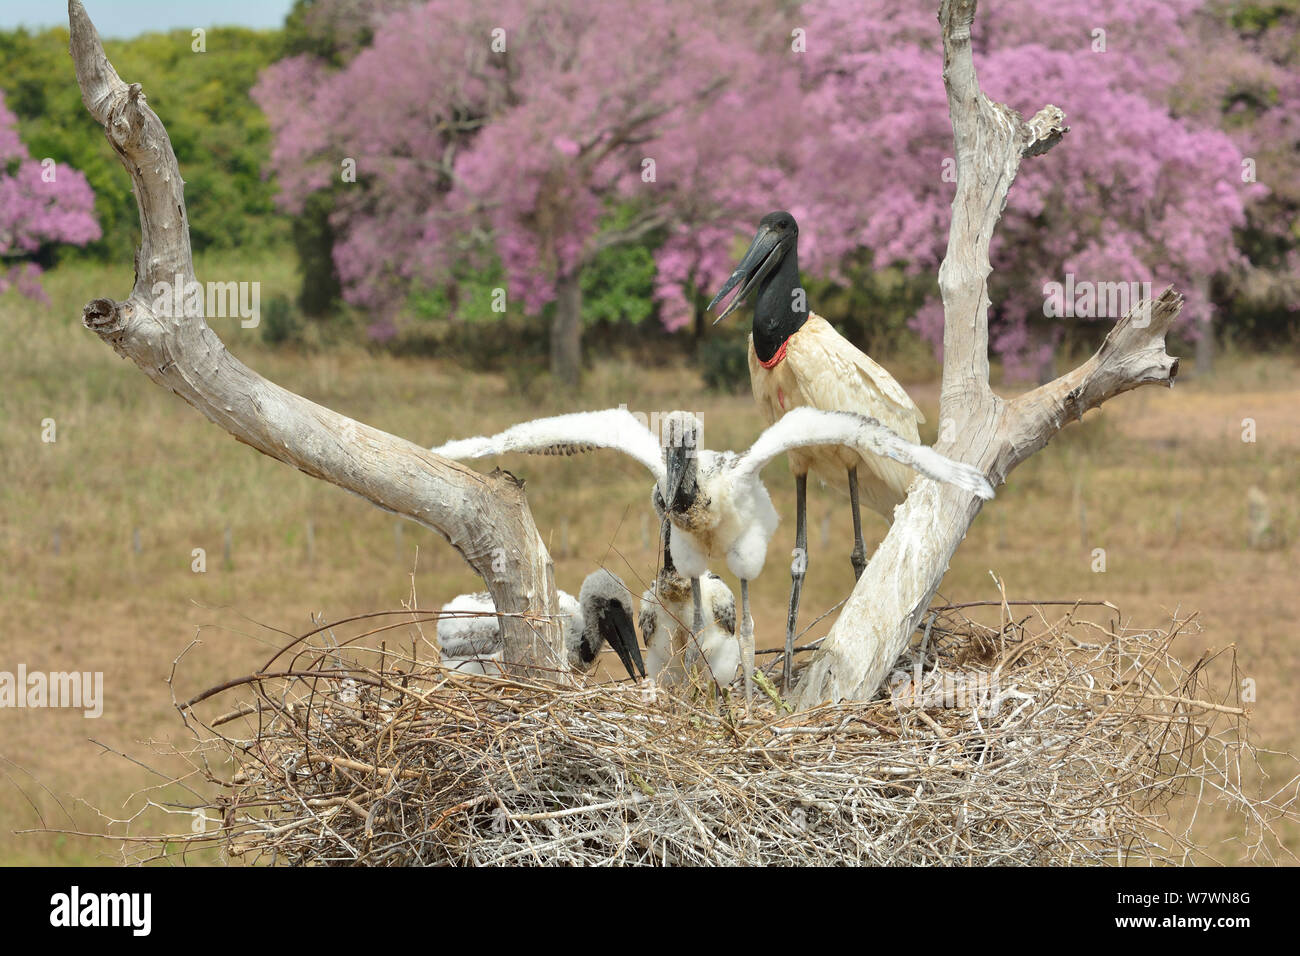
[757, 339, 789, 370]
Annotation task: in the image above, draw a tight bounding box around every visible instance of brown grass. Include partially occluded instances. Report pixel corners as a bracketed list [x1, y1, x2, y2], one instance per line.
[2, 256, 1298, 863]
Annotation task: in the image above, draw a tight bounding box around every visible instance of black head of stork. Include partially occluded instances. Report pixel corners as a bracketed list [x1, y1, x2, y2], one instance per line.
[707, 210, 809, 363]
[576, 570, 646, 680]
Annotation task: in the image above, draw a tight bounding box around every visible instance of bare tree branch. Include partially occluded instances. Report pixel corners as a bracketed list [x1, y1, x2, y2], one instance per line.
[588, 210, 671, 256]
[792, 0, 1180, 709]
[66, 0, 563, 674]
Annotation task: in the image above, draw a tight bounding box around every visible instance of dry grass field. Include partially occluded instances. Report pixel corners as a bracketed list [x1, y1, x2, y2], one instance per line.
[1, 253, 1297, 864]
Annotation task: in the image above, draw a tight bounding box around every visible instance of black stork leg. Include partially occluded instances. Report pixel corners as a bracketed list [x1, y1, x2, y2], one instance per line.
[740, 579, 754, 711]
[783, 473, 808, 694]
[848, 466, 867, 580]
[686, 576, 704, 672]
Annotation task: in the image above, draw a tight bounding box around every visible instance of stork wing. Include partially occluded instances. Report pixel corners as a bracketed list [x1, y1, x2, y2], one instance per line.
[432, 408, 667, 482]
[782, 317, 926, 427]
[735, 407, 994, 500]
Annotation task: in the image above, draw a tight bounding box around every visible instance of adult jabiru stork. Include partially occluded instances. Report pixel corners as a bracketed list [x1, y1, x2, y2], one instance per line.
[432, 407, 991, 704]
[436, 569, 645, 680]
[708, 210, 933, 692]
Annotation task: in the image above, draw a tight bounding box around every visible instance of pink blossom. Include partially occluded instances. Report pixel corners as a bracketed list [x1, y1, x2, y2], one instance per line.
[795, 0, 1257, 376]
[255, 0, 799, 323]
[0, 93, 100, 299]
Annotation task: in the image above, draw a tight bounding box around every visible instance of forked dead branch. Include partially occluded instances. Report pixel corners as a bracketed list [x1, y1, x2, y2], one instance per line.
[792, 0, 1183, 708]
[67, 0, 563, 676]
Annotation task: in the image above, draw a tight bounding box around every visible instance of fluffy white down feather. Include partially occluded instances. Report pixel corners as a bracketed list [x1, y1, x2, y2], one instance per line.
[436, 589, 580, 674]
[640, 573, 738, 686]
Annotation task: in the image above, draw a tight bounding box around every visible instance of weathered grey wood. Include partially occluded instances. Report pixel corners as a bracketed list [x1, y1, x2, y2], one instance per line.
[792, 0, 1181, 708]
[66, 0, 562, 673]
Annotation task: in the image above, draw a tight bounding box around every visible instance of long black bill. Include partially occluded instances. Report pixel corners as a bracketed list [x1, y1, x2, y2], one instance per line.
[659, 516, 676, 575]
[602, 601, 646, 680]
[664, 441, 691, 513]
[707, 224, 786, 324]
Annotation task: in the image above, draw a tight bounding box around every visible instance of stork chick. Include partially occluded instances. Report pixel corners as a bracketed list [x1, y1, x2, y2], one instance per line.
[432, 406, 992, 704]
[640, 520, 738, 687]
[710, 210, 937, 691]
[436, 569, 645, 680]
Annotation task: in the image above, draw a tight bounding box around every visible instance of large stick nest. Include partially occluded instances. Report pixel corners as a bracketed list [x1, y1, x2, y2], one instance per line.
[144, 600, 1293, 866]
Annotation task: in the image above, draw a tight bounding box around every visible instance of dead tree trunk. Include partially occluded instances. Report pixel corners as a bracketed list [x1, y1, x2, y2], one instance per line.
[792, 0, 1182, 709]
[66, 0, 563, 674]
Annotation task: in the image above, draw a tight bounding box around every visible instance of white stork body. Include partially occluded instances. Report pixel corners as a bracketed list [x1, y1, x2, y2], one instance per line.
[436, 569, 644, 679]
[436, 589, 580, 675]
[654, 454, 776, 584]
[748, 314, 925, 517]
[433, 407, 991, 704]
[435, 590, 540, 675]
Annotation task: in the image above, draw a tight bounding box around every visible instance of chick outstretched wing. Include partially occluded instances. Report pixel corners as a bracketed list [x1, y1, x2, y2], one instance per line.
[736, 407, 994, 500]
[433, 408, 667, 482]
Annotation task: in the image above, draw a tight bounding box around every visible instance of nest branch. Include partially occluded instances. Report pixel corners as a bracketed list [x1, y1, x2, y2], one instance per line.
[78, 601, 1298, 866]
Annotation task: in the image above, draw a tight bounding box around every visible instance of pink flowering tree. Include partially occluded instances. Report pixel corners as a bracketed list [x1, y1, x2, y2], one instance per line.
[0, 92, 100, 300]
[1174, 2, 1300, 357]
[792, 0, 1257, 380]
[255, 0, 796, 384]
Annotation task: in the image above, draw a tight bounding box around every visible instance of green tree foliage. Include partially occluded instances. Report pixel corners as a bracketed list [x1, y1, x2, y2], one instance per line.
[398, 224, 659, 365]
[416, 226, 659, 332]
[580, 241, 658, 329]
[280, 0, 398, 64]
[0, 25, 286, 263]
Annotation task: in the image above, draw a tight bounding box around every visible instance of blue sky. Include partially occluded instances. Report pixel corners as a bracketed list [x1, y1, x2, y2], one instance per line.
[0, 1, 296, 38]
